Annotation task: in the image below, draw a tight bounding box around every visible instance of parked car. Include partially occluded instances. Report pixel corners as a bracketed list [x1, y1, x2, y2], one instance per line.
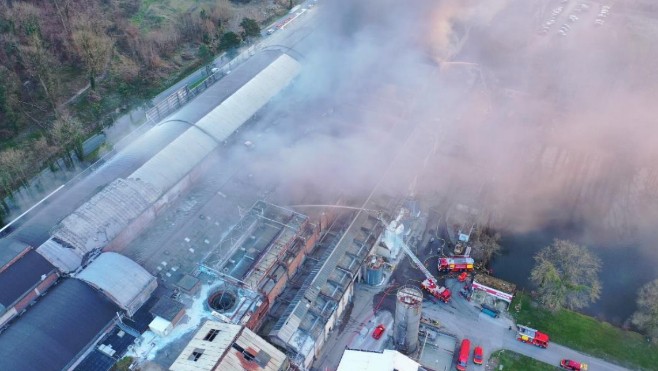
[560, 359, 588, 370]
[372, 324, 386, 340]
[473, 346, 484, 365]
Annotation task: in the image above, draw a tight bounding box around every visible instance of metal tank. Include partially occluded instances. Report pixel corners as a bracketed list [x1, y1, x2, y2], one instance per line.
[364, 256, 384, 285]
[394, 285, 423, 354]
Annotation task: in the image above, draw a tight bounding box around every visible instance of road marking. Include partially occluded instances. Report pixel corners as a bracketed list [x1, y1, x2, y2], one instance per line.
[0, 184, 65, 234]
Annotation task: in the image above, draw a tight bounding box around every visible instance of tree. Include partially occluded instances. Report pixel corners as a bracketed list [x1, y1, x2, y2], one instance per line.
[71, 17, 114, 90]
[530, 239, 601, 311]
[50, 113, 86, 163]
[0, 148, 30, 189]
[219, 31, 241, 53]
[18, 33, 61, 119]
[631, 279, 658, 341]
[240, 17, 260, 39]
[470, 226, 501, 265]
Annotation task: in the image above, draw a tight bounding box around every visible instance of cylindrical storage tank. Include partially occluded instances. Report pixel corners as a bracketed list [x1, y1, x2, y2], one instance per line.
[364, 256, 384, 286]
[394, 285, 423, 354]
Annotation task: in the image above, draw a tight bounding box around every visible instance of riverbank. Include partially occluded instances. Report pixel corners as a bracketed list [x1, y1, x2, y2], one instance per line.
[511, 292, 658, 370]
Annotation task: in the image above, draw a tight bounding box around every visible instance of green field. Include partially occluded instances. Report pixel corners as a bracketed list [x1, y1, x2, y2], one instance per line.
[489, 350, 558, 370]
[511, 292, 658, 370]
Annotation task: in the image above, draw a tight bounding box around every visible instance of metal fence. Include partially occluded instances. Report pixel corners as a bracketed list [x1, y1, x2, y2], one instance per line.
[145, 45, 259, 124]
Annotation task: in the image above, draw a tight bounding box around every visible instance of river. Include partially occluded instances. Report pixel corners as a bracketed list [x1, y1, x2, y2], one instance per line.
[491, 222, 657, 326]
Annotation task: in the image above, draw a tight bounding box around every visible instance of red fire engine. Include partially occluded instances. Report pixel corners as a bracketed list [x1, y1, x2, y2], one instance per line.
[516, 325, 550, 348]
[439, 256, 475, 272]
[422, 278, 451, 303]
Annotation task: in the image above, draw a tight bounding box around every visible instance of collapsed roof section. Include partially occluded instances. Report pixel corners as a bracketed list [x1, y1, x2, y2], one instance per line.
[269, 211, 383, 364]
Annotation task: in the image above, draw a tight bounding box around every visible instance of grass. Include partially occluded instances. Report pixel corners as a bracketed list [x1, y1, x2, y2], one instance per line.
[511, 292, 658, 370]
[489, 350, 558, 370]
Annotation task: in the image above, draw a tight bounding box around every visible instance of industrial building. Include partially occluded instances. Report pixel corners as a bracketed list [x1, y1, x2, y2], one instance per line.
[0, 249, 59, 328]
[200, 201, 319, 329]
[0, 50, 301, 370]
[471, 273, 516, 311]
[36, 51, 302, 273]
[268, 209, 385, 369]
[76, 252, 157, 316]
[170, 320, 289, 371]
[337, 349, 421, 371]
[0, 279, 120, 371]
[0, 253, 156, 370]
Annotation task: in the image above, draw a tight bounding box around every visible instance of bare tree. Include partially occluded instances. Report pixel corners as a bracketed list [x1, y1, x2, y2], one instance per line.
[530, 239, 602, 311]
[52, 0, 74, 38]
[0, 148, 29, 188]
[18, 34, 61, 119]
[71, 17, 114, 90]
[50, 112, 86, 162]
[470, 226, 501, 264]
[631, 278, 658, 341]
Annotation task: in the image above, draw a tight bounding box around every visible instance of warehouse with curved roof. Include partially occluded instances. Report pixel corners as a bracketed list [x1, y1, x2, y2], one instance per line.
[76, 252, 157, 316]
[36, 52, 301, 272]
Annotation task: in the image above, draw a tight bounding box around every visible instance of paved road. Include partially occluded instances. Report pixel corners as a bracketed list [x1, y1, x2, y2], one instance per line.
[424, 278, 630, 370]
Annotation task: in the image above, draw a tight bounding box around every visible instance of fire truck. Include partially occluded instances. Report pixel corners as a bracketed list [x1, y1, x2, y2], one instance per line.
[516, 325, 550, 348]
[380, 212, 451, 302]
[421, 276, 451, 302]
[438, 256, 475, 272]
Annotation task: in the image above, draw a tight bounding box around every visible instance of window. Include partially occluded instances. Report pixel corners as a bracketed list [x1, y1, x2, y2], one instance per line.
[232, 343, 256, 361]
[188, 348, 205, 362]
[204, 328, 220, 342]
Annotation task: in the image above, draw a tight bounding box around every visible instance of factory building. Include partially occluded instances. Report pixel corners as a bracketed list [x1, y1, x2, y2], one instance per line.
[76, 252, 158, 317]
[0, 253, 156, 371]
[0, 279, 120, 371]
[269, 211, 384, 369]
[0, 51, 301, 370]
[201, 201, 319, 329]
[170, 320, 289, 371]
[36, 52, 301, 274]
[337, 349, 421, 371]
[0, 249, 58, 328]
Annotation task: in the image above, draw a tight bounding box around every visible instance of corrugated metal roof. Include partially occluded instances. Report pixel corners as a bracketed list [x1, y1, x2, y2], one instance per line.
[76, 252, 157, 316]
[51, 178, 160, 258]
[0, 250, 54, 307]
[43, 54, 300, 271]
[36, 238, 84, 273]
[0, 279, 119, 371]
[130, 53, 301, 192]
[0, 240, 30, 270]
